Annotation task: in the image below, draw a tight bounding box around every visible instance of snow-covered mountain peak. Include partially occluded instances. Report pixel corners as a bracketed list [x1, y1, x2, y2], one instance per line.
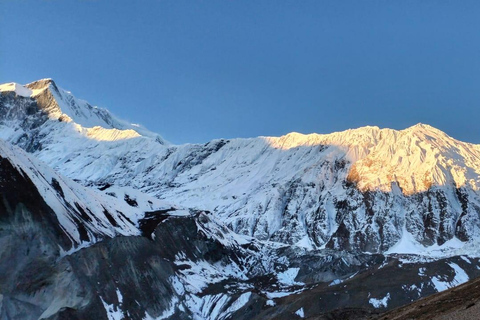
[406, 122, 436, 131]
[25, 78, 56, 93]
[263, 124, 480, 195]
[403, 123, 452, 140]
[347, 125, 480, 195]
[28, 79, 165, 140]
[0, 79, 59, 99]
[0, 79, 167, 145]
[264, 126, 396, 165]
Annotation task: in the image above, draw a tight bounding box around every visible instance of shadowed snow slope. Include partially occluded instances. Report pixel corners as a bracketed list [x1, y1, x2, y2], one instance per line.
[2, 80, 480, 255]
[0, 138, 174, 251]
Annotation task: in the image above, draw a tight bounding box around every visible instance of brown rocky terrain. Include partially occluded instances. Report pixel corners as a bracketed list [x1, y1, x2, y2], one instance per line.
[373, 275, 480, 320]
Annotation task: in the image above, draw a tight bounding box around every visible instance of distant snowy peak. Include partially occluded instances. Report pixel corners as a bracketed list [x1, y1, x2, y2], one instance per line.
[265, 124, 447, 153]
[1, 79, 166, 144]
[2, 79, 477, 198]
[346, 124, 480, 195]
[264, 124, 480, 195]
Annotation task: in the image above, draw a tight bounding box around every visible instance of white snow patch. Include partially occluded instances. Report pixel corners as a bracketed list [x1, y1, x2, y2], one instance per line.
[183, 293, 246, 320]
[449, 262, 469, 284]
[386, 226, 425, 255]
[265, 299, 276, 306]
[329, 279, 343, 287]
[171, 276, 185, 295]
[387, 229, 466, 258]
[116, 288, 123, 304]
[431, 262, 469, 292]
[264, 288, 304, 299]
[295, 236, 314, 250]
[295, 307, 305, 318]
[431, 277, 450, 292]
[59, 241, 95, 257]
[460, 256, 472, 264]
[277, 268, 300, 285]
[100, 296, 124, 320]
[218, 292, 252, 319]
[369, 293, 390, 308]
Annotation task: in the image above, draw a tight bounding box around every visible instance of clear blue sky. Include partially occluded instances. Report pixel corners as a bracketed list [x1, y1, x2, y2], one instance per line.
[2, 1, 480, 144]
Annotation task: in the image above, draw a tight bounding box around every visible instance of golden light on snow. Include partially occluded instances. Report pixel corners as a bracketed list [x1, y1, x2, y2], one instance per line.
[85, 126, 141, 141]
[265, 124, 480, 195]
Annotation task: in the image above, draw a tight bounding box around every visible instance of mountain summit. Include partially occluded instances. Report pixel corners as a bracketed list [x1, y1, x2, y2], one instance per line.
[2, 79, 480, 319]
[0, 79, 166, 143]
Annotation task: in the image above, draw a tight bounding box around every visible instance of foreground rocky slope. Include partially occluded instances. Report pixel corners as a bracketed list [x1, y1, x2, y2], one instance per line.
[374, 272, 480, 320]
[0, 139, 262, 319]
[2, 79, 480, 319]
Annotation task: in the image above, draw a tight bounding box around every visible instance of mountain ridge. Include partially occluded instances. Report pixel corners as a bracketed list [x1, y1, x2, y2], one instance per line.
[2, 79, 480, 255]
[4, 78, 478, 196]
[1, 79, 166, 143]
[3, 79, 480, 319]
[0, 80, 467, 146]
